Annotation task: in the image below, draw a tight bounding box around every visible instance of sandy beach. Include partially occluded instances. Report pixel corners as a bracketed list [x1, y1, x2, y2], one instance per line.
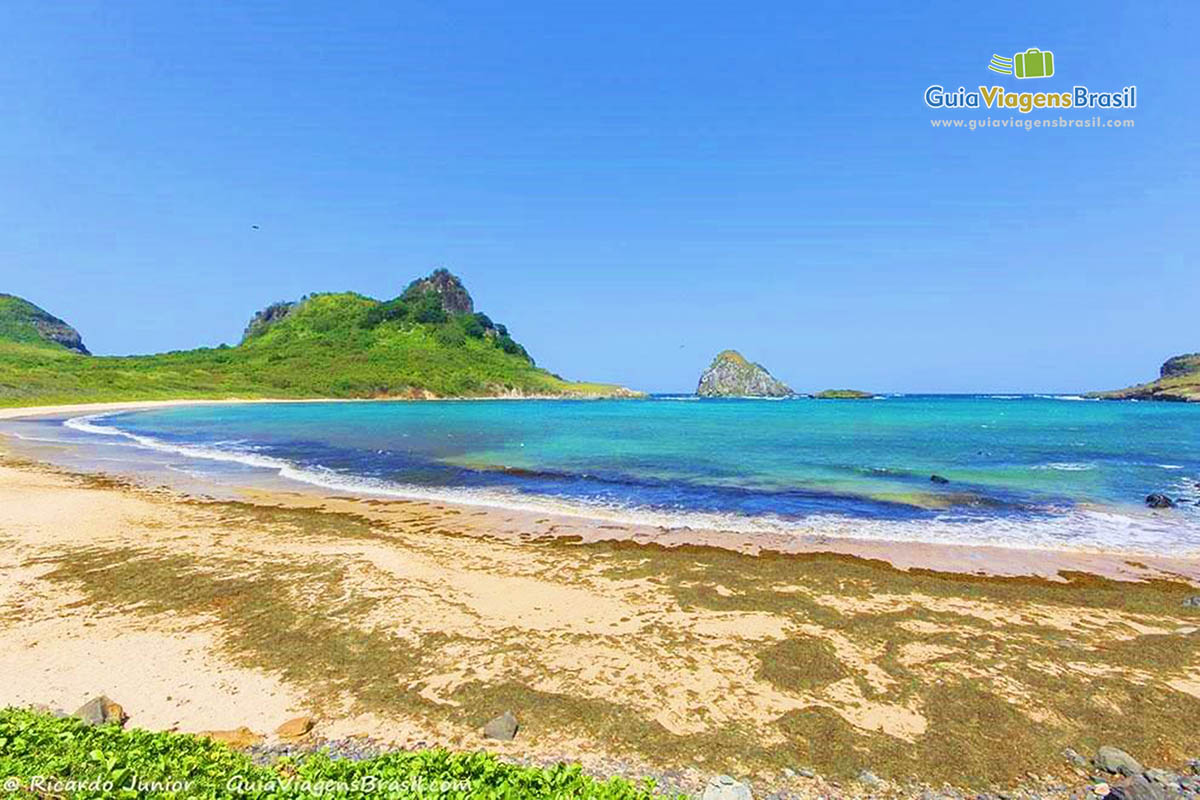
[2, 401, 1199, 794]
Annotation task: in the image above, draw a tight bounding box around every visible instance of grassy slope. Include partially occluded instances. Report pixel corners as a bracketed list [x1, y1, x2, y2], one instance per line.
[0, 294, 69, 349]
[0, 293, 631, 407]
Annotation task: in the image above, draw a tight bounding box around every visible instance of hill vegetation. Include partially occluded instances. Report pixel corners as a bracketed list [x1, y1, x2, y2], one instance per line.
[1092, 353, 1200, 402]
[0, 271, 634, 407]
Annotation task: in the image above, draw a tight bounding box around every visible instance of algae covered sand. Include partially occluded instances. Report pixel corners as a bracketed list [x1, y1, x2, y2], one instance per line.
[0, 454, 1198, 791]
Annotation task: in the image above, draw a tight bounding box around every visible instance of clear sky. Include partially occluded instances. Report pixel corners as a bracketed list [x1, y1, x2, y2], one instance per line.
[1, 1, 1195, 393]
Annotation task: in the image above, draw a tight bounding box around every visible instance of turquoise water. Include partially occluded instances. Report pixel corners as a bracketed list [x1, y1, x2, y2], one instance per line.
[11, 396, 1200, 553]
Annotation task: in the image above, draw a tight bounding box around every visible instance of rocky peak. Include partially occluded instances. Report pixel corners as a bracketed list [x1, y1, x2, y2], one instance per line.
[696, 350, 793, 397]
[402, 268, 474, 315]
[241, 301, 296, 342]
[0, 293, 90, 354]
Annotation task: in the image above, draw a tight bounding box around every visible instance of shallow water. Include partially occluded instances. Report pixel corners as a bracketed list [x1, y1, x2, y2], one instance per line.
[5, 396, 1199, 554]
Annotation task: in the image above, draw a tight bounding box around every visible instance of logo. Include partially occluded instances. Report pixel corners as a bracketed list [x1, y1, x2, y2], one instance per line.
[924, 45, 1136, 116]
[989, 48, 1055, 79]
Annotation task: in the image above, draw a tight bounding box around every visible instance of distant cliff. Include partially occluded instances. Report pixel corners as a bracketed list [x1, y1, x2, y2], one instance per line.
[696, 350, 793, 397]
[1093, 353, 1200, 402]
[0, 294, 89, 354]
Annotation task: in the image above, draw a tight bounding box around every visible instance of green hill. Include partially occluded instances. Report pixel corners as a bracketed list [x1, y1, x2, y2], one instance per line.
[1092, 353, 1200, 402]
[0, 271, 636, 407]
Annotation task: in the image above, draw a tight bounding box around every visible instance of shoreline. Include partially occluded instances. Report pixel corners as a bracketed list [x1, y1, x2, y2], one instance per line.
[1, 448, 1198, 790]
[2, 398, 1199, 583]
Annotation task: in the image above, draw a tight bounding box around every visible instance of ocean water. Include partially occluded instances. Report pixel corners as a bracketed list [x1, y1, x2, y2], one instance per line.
[7, 396, 1200, 554]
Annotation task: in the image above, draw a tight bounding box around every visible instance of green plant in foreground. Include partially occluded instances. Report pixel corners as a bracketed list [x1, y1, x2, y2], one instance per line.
[0, 708, 675, 799]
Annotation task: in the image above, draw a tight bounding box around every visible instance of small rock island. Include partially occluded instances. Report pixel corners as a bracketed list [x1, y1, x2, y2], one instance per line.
[696, 350, 794, 397]
[813, 389, 875, 399]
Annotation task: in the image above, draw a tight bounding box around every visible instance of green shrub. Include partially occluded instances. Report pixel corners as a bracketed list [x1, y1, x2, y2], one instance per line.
[0, 708, 676, 798]
[405, 291, 448, 325]
[458, 315, 487, 339]
[434, 324, 467, 348]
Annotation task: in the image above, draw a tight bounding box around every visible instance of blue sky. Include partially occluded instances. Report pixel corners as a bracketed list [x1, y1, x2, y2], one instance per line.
[1, 1, 1195, 393]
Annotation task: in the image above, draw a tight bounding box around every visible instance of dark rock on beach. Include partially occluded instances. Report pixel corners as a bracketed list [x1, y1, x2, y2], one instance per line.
[1104, 775, 1166, 800]
[483, 710, 519, 741]
[1143, 768, 1180, 787]
[930, 474, 951, 484]
[1096, 746, 1144, 777]
[701, 775, 753, 800]
[1145, 494, 1175, 509]
[72, 695, 128, 727]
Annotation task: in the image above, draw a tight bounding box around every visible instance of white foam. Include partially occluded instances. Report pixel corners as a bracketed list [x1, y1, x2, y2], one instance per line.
[1032, 462, 1095, 472]
[1033, 394, 1094, 402]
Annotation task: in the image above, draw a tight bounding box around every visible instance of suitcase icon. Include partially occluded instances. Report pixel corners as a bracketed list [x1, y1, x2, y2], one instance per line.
[1014, 48, 1054, 79]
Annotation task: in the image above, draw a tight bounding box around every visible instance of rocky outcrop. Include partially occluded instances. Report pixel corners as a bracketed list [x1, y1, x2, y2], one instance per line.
[697, 351, 793, 398]
[402, 268, 474, 315]
[241, 301, 297, 342]
[0, 293, 90, 354]
[1094, 353, 1200, 402]
[1161, 353, 1200, 378]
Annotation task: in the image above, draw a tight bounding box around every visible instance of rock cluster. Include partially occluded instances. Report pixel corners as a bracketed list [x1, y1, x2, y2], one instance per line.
[696, 350, 793, 398]
[403, 268, 475, 315]
[21, 699, 1200, 800]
